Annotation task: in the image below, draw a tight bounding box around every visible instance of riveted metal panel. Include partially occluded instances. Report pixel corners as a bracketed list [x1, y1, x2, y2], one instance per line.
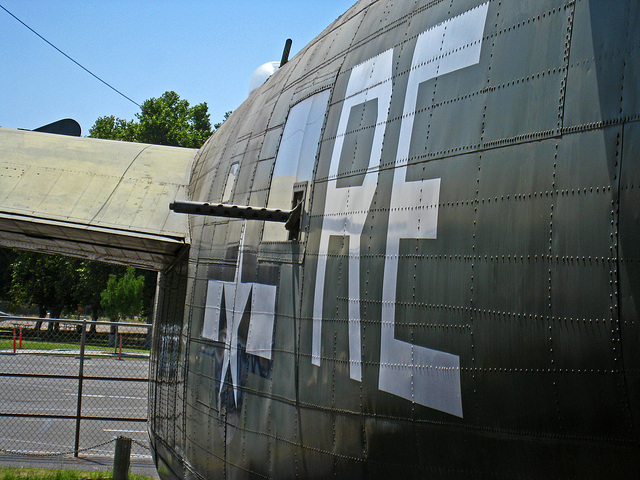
[341, 29, 392, 71]
[258, 127, 283, 162]
[250, 159, 275, 201]
[203, 134, 249, 204]
[357, 181, 391, 415]
[237, 394, 271, 476]
[286, 40, 326, 90]
[271, 264, 299, 402]
[194, 219, 229, 265]
[243, 91, 277, 139]
[484, 73, 564, 145]
[550, 317, 632, 440]
[190, 131, 224, 195]
[475, 140, 557, 259]
[400, 0, 462, 42]
[150, 255, 190, 474]
[552, 127, 618, 268]
[268, 87, 298, 135]
[0, 129, 194, 268]
[619, 120, 640, 440]
[489, 2, 569, 86]
[298, 409, 340, 477]
[228, 138, 260, 207]
[469, 139, 558, 431]
[363, 417, 423, 480]
[190, 132, 231, 202]
[312, 111, 342, 187]
[425, 42, 492, 157]
[564, 0, 627, 129]
[301, 234, 350, 404]
[483, 4, 570, 144]
[394, 241, 472, 354]
[336, 99, 378, 187]
[322, 20, 362, 68]
[268, 403, 301, 478]
[390, 155, 479, 362]
[623, 1, 640, 119]
[420, 85, 488, 159]
[350, 0, 411, 46]
[547, 125, 632, 440]
[189, 265, 208, 340]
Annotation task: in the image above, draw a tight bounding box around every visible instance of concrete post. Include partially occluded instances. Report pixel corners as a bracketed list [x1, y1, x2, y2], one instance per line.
[113, 436, 132, 480]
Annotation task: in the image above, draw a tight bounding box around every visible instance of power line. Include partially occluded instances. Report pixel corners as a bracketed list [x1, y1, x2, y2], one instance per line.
[0, 3, 141, 108]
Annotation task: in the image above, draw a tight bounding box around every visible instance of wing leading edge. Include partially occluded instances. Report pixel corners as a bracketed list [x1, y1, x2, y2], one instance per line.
[0, 127, 197, 270]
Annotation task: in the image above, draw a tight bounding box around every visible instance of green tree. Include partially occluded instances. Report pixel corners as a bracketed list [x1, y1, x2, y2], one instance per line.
[100, 267, 145, 321]
[10, 252, 80, 331]
[89, 91, 213, 148]
[87, 116, 137, 142]
[101, 267, 145, 347]
[75, 261, 125, 333]
[75, 262, 124, 318]
[0, 248, 14, 305]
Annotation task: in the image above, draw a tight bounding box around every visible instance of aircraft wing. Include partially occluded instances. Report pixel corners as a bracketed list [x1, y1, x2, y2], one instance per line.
[0, 127, 197, 270]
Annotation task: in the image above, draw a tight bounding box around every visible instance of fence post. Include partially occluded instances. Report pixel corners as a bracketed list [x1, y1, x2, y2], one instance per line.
[12, 328, 16, 354]
[113, 436, 132, 480]
[74, 319, 87, 457]
[19, 326, 23, 349]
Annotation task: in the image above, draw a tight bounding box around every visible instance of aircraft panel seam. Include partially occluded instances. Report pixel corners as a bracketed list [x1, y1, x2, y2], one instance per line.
[184, 375, 638, 446]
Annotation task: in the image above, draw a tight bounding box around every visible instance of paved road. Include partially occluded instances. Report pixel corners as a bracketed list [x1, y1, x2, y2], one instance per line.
[0, 352, 152, 458]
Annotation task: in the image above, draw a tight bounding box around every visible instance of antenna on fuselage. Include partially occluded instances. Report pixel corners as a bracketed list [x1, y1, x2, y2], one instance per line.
[247, 39, 294, 96]
[280, 38, 292, 66]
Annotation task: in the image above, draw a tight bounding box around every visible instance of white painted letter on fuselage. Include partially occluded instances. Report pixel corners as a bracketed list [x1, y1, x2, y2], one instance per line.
[378, 2, 489, 418]
[312, 49, 394, 381]
[311, 3, 489, 418]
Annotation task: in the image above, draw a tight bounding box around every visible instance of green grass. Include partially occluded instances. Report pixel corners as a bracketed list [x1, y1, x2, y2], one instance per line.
[0, 340, 105, 351]
[0, 340, 149, 354]
[0, 467, 154, 480]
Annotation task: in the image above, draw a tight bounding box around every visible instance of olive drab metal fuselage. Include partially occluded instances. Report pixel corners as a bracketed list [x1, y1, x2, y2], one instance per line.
[147, 0, 640, 478]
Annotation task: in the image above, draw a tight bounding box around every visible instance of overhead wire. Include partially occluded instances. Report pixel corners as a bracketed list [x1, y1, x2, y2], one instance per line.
[0, 3, 141, 108]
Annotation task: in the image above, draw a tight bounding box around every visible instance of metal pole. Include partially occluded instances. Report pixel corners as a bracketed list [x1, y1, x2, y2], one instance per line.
[74, 320, 87, 457]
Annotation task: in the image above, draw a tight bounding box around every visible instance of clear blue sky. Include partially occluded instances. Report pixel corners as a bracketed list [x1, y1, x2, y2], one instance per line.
[0, 0, 355, 135]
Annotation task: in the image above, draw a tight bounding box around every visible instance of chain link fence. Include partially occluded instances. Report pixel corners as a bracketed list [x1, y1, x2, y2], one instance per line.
[0, 316, 152, 458]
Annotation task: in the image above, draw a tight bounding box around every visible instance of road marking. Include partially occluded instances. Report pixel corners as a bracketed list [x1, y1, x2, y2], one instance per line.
[64, 393, 146, 400]
[103, 429, 146, 434]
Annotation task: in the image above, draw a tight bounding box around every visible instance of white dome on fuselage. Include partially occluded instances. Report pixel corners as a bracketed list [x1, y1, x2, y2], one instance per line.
[248, 61, 280, 96]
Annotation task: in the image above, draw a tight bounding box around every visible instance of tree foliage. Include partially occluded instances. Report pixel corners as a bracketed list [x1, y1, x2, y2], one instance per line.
[89, 91, 213, 148]
[75, 261, 125, 320]
[100, 267, 145, 321]
[87, 116, 137, 142]
[8, 252, 148, 327]
[0, 248, 14, 303]
[9, 252, 81, 330]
